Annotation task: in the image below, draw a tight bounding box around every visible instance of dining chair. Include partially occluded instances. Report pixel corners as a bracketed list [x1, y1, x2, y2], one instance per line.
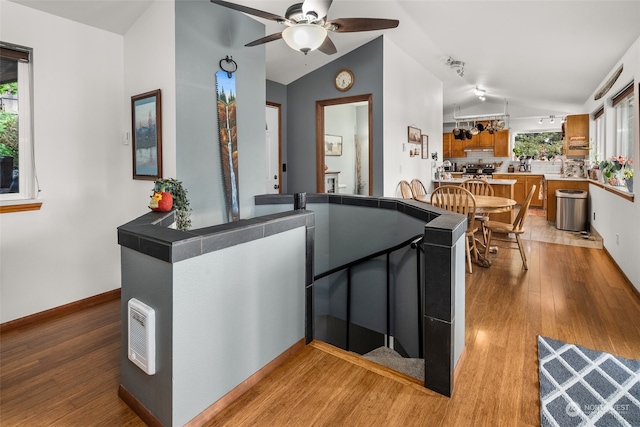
[431, 185, 479, 273]
[410, 178, 428, 201]
[397, 180, 414, 199]
[483, 185, 536, 270]
[461, 178, 495, 242]
[461, 178, 494, 196]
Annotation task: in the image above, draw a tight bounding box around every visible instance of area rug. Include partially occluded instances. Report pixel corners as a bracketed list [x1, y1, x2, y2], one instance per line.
[538, 335, 640, 427]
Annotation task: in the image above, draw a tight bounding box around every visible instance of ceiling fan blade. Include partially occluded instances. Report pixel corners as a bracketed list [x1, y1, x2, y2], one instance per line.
[302, 0, 333, 19]
[210, 0, 288, 23]
[327, 18, 399, 33]
[245, 32, 283, 47]
[317, 35, 337, 55]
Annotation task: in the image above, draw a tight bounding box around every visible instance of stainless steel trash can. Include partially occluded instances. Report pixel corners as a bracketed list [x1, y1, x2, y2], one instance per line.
[556, 189, 588, 231]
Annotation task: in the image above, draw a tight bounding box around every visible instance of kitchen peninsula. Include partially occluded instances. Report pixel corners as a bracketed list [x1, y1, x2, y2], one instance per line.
[433, 177, 516, 223]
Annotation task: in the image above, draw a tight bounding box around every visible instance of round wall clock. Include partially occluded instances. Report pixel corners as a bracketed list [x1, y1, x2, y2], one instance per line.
[334, 69, 354, 92]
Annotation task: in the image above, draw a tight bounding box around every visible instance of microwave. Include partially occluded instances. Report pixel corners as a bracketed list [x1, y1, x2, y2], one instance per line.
[443, 162, 457, 172]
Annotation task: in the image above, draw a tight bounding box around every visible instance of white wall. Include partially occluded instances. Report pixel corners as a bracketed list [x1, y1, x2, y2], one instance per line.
[584, 36, 640, 292]
[383, 37, 443, 196]
[123, 0, 177, 206]
[0, 1, 130, 322]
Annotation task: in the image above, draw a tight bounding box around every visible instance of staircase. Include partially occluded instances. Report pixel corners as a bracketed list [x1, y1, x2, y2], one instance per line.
[362, 346, 424, 382]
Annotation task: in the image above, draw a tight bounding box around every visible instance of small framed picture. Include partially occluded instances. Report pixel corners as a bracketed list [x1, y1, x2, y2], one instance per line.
[421, 135, 429, 159]
[324, 134, 343, 156]
[408, 126, 421, 144]
[132, 89, 162, 180]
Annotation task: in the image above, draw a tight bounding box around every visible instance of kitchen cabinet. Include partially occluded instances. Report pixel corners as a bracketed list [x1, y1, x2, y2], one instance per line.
[493, 130, 510, 157]
[443, 132, 466, 158]
[478, 131, 493, 147]
[494, 173, 543, 206]
[563, 114, 589, 156]
[526, 175, 544, 207]
[545, 179, 589, 223]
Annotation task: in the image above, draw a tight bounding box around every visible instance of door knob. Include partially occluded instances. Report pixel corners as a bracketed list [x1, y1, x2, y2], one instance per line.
[273, 175, 278, 179]
[273, 184, 279, 190]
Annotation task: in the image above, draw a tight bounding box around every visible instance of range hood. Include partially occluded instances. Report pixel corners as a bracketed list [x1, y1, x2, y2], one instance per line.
[463, 146, 493, 152]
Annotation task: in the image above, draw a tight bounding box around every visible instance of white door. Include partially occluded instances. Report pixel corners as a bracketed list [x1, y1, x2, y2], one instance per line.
[265, 104, 281, 194]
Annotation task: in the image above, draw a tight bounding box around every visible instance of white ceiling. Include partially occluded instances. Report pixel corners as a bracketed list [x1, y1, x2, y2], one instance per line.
[10, 0, 640, 121]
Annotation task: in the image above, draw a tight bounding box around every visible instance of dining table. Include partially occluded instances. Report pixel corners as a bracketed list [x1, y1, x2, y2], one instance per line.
[418, 193, 517, 267]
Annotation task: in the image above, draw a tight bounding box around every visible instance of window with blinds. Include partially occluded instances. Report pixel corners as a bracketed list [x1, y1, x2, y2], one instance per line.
[612, 82, 634, 160]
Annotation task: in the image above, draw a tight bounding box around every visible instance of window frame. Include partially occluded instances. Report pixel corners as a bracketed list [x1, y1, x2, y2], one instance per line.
[0, 42, 38, 207]
[611, 81, 634, 160]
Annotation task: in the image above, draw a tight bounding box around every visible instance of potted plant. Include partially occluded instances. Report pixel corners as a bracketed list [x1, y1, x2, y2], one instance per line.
[152, 178, 192, 231]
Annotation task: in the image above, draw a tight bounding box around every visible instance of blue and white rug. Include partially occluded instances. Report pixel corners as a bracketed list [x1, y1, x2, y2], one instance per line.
[538, 336, 640, 426]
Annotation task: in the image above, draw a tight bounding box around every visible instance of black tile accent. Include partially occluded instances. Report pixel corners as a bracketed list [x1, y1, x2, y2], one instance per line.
[378, 199, 398, 211]
[118, 209, 315, 264]
[423, 316, 453, 397]
[340, 196, 380, 208]
[423, 243, 454, 322]
[305, 285, 313, 344]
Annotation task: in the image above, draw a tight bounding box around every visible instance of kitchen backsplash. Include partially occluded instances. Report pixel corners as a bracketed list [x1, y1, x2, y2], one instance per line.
[446, 152, 563, 174]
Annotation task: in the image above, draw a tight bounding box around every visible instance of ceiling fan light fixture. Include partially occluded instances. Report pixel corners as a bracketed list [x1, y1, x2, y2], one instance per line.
[282, 24, 327, 54]
[474, 87, 485, 97]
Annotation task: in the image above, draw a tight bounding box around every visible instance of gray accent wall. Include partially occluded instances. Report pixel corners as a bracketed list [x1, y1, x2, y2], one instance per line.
[175, 0, 267, 227]
[286, 37, 384, 196]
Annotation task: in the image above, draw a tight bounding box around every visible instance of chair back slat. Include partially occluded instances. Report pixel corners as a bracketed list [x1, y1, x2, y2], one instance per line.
[430, 185, 477, 231]
[397, 180, 414, 199]
[410, 179, 428, 199]
[462, 179, 494, 196]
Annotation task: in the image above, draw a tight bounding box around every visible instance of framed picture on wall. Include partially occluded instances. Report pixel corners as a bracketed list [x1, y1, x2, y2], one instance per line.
[408, 126, 421, 144]
[132, 89, 162, 180]
[421, 134, 429, 159]
[325, 134, 343, 156]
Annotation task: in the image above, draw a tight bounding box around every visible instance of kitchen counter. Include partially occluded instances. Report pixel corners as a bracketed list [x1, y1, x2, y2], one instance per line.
[543, 174, 588, 181]
[434, 178, 517, 185]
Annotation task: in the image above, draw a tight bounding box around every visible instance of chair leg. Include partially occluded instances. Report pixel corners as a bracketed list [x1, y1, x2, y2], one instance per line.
[465, 235, 473, 274]
[515, 234, 528, 270]
[484, 229, 493, 259]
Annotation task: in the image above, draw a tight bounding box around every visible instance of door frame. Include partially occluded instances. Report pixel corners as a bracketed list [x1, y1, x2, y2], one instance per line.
[267, 101, 282, 194]
[315, 94, 373, 195]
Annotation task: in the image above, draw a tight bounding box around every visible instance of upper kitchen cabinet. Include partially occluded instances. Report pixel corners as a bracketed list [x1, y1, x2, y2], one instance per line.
[493, 130, 510, 157]
[443, 132, 466, 158]
[563, 114, 589, 156]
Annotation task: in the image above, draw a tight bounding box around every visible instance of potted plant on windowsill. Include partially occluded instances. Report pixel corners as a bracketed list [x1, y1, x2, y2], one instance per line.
[150, 178, 192, 231]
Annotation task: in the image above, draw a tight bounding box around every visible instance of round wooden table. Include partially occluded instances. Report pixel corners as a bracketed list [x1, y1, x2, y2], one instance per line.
[473, 195, 517, 214]
[420, 194, 517, 268]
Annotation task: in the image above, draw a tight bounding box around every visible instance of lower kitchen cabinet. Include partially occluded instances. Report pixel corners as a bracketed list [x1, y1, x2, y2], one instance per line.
[545, 179, 589, 223]
[493, 174, 543, 206]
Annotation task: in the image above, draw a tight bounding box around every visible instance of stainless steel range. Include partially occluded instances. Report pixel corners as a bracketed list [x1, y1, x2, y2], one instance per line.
[462, 163, 495, 179]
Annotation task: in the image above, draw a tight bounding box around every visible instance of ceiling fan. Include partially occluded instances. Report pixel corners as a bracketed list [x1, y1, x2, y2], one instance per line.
[210, 0, 399, 55]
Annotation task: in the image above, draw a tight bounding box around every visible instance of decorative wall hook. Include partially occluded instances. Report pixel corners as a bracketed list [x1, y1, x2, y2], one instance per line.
[219, 56, 237, 78]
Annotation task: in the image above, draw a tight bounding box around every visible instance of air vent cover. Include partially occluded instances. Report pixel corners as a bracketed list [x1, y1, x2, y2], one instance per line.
[127, 298, 156, 375]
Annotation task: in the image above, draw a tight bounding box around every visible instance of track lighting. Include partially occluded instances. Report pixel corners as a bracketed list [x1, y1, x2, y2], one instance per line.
[474, 87, 485, 97]
[446, 57, 465, 78]
[550, 115, 555, 124]
[479, 96, 486, 101]
[539, 118, 543, 124]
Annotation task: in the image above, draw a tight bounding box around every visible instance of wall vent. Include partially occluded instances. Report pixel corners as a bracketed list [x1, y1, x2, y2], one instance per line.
[127, 298, 156, 375]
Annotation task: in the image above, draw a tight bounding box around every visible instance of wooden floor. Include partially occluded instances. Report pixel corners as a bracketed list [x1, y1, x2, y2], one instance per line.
[2, 240, 640, 426]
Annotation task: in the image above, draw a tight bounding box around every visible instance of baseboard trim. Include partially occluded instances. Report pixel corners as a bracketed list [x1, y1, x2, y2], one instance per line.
[602, 246, 640, 302]
[118, 385, 163, 427]
[184, 338, 306, 426]
[0, 288, 121, 334]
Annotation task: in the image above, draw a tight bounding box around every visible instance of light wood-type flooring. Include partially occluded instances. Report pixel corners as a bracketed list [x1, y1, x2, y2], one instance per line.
[2, 215, 638, 426]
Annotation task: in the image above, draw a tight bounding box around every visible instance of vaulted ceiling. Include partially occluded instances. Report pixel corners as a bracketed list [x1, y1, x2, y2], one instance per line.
[10, 0, 640, 121]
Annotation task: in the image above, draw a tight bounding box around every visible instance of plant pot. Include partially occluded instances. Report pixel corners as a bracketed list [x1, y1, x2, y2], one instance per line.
[625, 178, 634, 193]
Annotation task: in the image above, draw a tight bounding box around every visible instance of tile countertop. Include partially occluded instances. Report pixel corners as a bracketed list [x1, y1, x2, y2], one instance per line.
[435, 178, 517, 185]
